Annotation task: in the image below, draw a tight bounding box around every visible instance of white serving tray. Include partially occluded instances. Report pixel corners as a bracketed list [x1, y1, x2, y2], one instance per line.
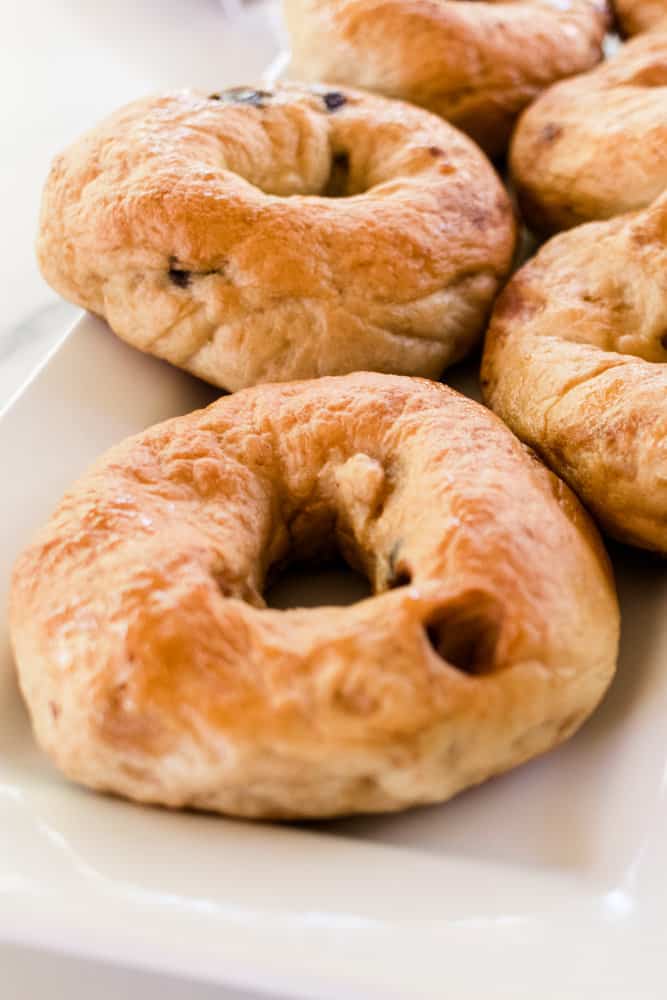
[1, 313, 666, 999]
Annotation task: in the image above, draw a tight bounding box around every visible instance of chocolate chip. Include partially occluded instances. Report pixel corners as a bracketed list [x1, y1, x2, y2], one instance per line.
[386, 541, 411, 589]
[211, 87, 273, 108]
[428, 146, 444, 157]
[168, 267, 191, 289]
[387, 540, 401, 574]
[388, 568, 412, 590]
[540, 123, 562, 143]
[323, 92, 347, 112]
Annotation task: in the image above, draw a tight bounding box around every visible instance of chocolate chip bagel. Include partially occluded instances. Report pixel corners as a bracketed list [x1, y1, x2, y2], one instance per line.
[37, 83, 516, 391]
[511, 34, 667, 234]
[282, 0, 609, 157]
[482, 192, 667, 553]
[10, 374, 618, 819]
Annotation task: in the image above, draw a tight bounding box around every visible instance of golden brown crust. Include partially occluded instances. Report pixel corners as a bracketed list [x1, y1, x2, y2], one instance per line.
[614, 0, 667, 34]
[37, 83, 516, 392]
[482, 193, 667, 552]
[283, 0, 609, 158]
[10, 373, 619, 819]
[511, 34, 667, 234]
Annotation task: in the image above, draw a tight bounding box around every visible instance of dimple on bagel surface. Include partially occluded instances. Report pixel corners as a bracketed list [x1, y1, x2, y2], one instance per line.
[282, 0, 609, 157]
[10, 373, 619, 819]
[482, 193, 667, 553]
[37, 83, 516, 392]
[511, 34, 667, 234]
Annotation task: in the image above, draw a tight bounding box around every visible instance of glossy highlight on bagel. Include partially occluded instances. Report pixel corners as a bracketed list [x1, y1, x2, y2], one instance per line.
[482, 192, 667, 553]
[37, 83, 516, 392]
[10, 374, 618, 819]
[511, 33, 667, 234]
[282, 0, 609, 157]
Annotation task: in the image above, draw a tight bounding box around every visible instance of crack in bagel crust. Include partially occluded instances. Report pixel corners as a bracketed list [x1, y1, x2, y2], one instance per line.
[511, 34, 667, 234]
[9, 374, 618, 819]
[282, 0, 609, 157]
[37, 83, 516, 391]
[482, 192, 667, 553]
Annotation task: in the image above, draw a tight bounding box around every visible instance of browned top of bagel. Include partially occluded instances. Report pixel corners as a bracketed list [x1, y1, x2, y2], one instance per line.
[283, 0, 609, 157]
[614, 0, 667, 34]
[37, 83, 516, 391]
[482, 193, 667, 552]
[10, 373, 618, 819]
[511, 34, 667, 234]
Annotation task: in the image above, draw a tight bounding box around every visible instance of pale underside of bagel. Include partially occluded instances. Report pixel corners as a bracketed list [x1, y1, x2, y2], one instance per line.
[482, 193, 667, 554]
[36, 84, 516, 391]
[510, 33, 667, 234]
[10, 374, 619, 819]
[282, 0, 609, 157]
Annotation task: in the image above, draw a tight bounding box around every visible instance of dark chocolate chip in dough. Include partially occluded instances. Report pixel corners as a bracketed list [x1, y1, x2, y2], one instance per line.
[168, 267, 191, 288]
[323, 92, 347, 112]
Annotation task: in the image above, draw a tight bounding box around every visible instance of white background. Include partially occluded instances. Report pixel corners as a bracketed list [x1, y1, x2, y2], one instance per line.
[2, 1, 279, 995]
[0, 0, 279, 402]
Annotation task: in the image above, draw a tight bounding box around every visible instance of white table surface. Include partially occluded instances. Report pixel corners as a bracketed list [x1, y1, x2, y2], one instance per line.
[3, 943, 277, 1000]
[2, 1, 281, 995]
[1, 0, 280, 404]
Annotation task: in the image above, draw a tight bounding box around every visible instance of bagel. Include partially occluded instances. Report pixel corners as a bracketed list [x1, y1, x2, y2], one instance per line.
[282, 0, 609, 158]
[37, 83, 516, 392]
[511, 34, 667, 234]
[614, 0, 667, 34]
[482, 193, 667, 553]
[10, 374, 618, 819]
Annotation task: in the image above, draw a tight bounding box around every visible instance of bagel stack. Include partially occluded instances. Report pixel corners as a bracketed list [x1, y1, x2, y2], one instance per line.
[20, 7, 667, 821]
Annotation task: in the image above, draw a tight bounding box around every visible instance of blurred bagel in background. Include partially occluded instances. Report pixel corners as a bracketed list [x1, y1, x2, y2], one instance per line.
[614, 0, 667, 35]
[483, 191, 667, 553]
[282, 0, 610, 157]
[511, 34, 667, 234]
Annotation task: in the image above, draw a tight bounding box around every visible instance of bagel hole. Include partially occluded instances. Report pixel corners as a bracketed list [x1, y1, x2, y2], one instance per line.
[322, 152, 352, 198]
[265, 556, 371, 609]
[263, 508, 374, 609]
[425, 594, 503, 676]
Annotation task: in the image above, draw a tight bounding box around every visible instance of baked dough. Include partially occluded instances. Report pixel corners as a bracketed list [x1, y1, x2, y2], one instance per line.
[482, 193, 667, 552]
[614, 0, 667, 34]
[10, 374, 618, 819]
[282, 0, 609, 157]
[37, 83, 516, 392]
[511, 34, 667, 234]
